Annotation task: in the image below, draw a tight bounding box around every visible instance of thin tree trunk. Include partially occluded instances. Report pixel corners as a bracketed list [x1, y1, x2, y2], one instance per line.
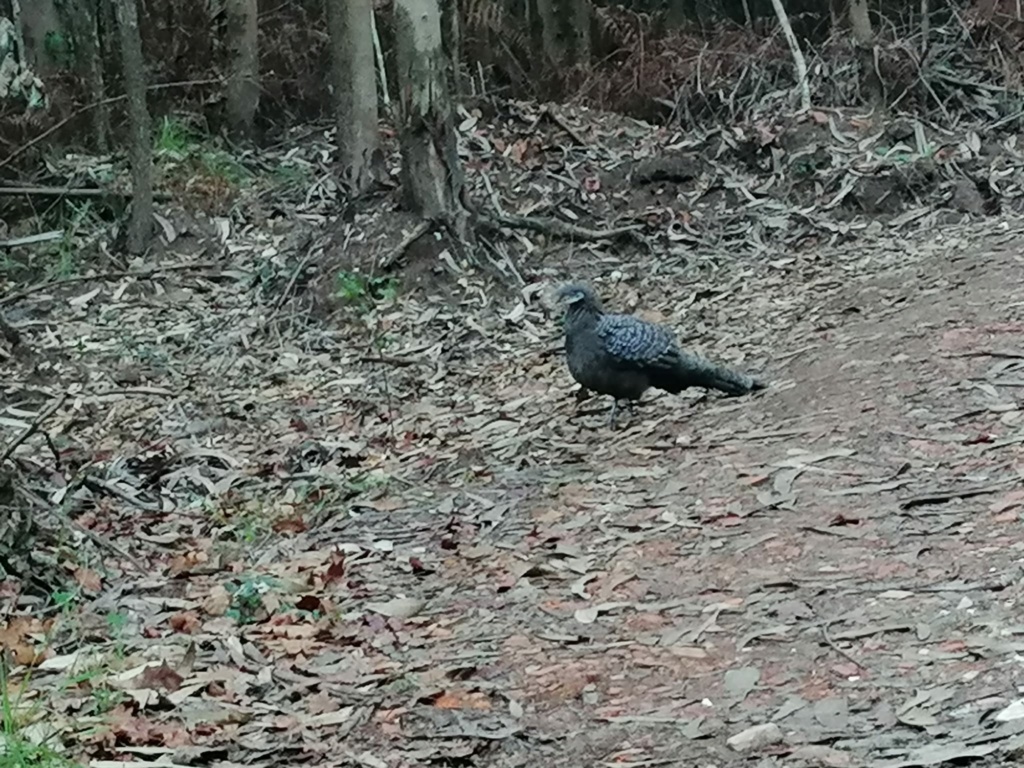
[571, 0, 590, 66]
[113, 0, 153, 255]
[920, 0, 929, 56]
[224, 0, 259, 140]
[440, 0, 463, 96]
[17, 0, 62, 76]
[849, 0, 884, 111]
[393, 0, 472, 253]
[70, 0, 109, 151]
[326, 0, 379, 195]
[769, 0, 810, 111]
[535, 0, 561, 66]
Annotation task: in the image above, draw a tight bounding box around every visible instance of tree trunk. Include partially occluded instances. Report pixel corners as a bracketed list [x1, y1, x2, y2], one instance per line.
[769, 0, 810, 111]
[849, 0, 884, 111]
[439, 0, 463, 96]
[224, 0, 259, 141]
[920, 0, 929, 56]
[325, 0, 379, 195]
[113, 0, 153, 255]
[69, 0, 109, 151]
[534, 0, 561, 66]
[17, 0, 62, 76]
[572, 0, 591, 66]
[393, 0, 472, 251]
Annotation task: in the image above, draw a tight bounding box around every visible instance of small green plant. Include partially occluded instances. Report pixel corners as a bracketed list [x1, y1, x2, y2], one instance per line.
[154, 116, 196, 157]
[1, 662, 74, 768]
[28, 200, 99, 282]
[106, 611, 131, 658]
[0, 252, 23, 280]
[199, 149, 250, 185]
[791, 156, 823, 178]
[269, 162, 313, 191]
[226, 576, 278, 624]
[334, 271, 399, 310]
[346, 471, 389, 496]
[63, 666, 126, 717]
[49, 590, 78, 611]
[43, 31, 74, 69]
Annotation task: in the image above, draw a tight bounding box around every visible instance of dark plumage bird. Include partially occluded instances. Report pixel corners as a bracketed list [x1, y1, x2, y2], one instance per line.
[557, 283, 765, 428]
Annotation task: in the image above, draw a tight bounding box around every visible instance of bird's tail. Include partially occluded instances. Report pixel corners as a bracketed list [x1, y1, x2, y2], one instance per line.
[658, 352, 766, 396]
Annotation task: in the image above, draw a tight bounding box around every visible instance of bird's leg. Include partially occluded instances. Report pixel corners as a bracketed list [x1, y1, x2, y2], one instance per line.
[574, 386, 592, 411]
[625, 399, 637, 424]
[608, 398, 619, 429]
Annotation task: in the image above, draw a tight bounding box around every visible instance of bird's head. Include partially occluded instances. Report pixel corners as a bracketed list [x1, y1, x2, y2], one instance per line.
[556, 283, 602, 313]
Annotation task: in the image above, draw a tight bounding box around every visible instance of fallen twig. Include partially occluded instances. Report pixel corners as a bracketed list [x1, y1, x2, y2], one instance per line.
[949, 349, 1024, 359]
[899, 478, 1017, 509]
[540, 106, 588, 146]
[20, 482, 149, 573]
[83, 476, 162, 513]
[360, 354, 419, 367]
[480, 211, 643, 243]
[264, 234, 316, 326]
[0, 394, 67, 466]
[820, 619, 870, 671]
[0, 230, 65, 249]
[377, 220, 433, 269]
[0, 186, 171, 201]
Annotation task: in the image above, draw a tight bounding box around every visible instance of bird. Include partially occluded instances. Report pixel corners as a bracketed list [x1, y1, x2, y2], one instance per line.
[556, 283, 765, 428]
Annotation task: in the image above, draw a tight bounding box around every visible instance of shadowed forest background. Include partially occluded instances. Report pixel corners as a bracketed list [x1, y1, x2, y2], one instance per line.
[4, 0, 1024, 766]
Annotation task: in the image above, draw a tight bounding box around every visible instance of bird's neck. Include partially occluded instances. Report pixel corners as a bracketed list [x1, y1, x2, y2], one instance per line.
[565, 304, 600, 333]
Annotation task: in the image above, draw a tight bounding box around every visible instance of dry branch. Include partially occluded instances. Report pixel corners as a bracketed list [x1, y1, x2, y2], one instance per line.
[0, 186, 171, 201]
[480, 211, 643, 244]
[769, 0, 810, 111]
[0, 395, 67, 466]
[378, 220, 432, 269]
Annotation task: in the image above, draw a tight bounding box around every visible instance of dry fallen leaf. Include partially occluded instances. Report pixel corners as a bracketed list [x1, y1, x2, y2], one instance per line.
[365, 597, 425, 618]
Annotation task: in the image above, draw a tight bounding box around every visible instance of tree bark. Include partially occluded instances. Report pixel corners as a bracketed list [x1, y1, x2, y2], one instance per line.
[16, 0, 62, 76]
[849, 0, 884, 111]
[439, 0, 463, 96]
[920, 0, 929, 56]
[224, 0, 259, 141]
[113, 0, 153, 255]
[325, 0, 379, 195]
[572, 0, 591, 66]
[535, 0, 561, 66]
[393, 0, 472, 252]
[69, 0, 109, 151]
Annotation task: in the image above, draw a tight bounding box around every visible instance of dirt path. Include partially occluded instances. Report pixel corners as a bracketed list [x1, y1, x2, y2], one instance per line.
[340, 231, 1024, 766]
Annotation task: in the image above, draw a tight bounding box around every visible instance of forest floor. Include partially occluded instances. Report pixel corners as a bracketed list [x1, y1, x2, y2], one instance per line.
[4, 109, 1024, 768]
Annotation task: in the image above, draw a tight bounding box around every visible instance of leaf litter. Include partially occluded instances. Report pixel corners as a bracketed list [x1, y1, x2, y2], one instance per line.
[3, 105, 1024, 767]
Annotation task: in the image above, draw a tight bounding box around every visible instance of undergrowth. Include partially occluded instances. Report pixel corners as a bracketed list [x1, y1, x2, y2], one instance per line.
[335, 271, 399, 311]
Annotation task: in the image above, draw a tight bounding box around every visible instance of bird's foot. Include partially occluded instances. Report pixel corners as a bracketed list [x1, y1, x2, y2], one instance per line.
[608, 399, 639, 430]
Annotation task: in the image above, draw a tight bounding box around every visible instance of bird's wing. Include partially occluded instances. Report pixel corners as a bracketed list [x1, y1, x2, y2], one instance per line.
[596, 314, 679, 369]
